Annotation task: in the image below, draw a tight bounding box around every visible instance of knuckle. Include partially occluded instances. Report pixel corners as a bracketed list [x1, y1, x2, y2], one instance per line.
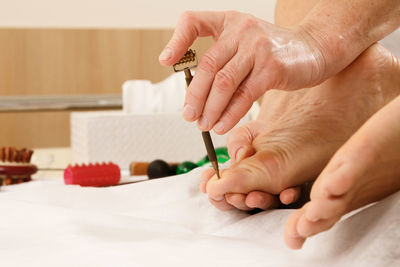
[235, 84, 256, 104]
[270, 56, 285, 73]
[240, 16, 259, 31]
[204, 105, 222, 119]
[214, 69, 237, 93]
[225, 10, 239, 19]
[254, 36, 271, 51]
[185, 87, 203, 104]
[199, 52, 219, 74]
[179, 11, 196, 24]
[222, 108, 238, 125]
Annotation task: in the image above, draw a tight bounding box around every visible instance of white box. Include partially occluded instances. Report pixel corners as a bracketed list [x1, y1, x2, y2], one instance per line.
[71, 111, 247, 169]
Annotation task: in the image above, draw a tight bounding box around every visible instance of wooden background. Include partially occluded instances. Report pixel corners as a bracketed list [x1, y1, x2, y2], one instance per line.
[0, 28, 213, 148]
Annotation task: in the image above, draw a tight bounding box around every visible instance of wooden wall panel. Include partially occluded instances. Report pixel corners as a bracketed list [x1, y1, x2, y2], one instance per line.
[0, 28, 214, 148]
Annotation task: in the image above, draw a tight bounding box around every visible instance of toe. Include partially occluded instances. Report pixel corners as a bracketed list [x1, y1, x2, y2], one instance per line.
[208, 197, 236, 211]
[315, 159, 360, 198]
[297, 213, 340, 238]
[245, 191, 280, 209]
[206, 151, 284, 202]
[225, 193, 253, 210]
[226, 120, 265, 163]
[200, 168, 215, 193]
[205, 164, 258, 201]
[304, 197, 347, 222]
[280, 186, 302, 205]
[206, 140, 313, 203]
[284, 208, 307, 249]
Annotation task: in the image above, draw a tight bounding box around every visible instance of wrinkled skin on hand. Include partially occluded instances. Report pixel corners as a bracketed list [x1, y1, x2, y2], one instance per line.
[159, 11, 326, 134]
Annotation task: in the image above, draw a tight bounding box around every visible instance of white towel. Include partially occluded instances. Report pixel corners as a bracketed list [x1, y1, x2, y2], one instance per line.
[1, 169, 399, 266]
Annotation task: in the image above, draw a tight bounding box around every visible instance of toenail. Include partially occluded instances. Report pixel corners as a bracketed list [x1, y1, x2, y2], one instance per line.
[235, 148, 245, 161]
[305, 213, 320, 222]
[212, 196, 224, 201]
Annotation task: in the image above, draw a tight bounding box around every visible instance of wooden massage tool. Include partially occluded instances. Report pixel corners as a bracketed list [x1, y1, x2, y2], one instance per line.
[173, 49, 221, 178]
[0, 147, 37, 186]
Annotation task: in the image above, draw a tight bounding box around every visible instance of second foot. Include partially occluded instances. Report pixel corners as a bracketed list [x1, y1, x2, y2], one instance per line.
[285, 93, 400, 249]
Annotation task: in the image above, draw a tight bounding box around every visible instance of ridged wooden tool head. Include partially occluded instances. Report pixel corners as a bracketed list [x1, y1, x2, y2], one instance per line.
[0, 147, 33, 163]
[173, 49, 198, 72]
[0, 147, 37, 186]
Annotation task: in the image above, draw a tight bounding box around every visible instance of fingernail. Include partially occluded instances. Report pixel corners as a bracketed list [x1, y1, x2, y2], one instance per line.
[235, 148, 245, 161]
[212, 196, 223, 201]
[159, 47, 172, 61]
[198, 116, 210, 130]
[182, 105, 196, 121]
[213, 121, 224, 133]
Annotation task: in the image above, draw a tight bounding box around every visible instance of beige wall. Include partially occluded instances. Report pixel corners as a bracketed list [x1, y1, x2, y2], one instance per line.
[0, 29, 214, 148]
[0, 0, 277, 148]
[0, 0, 276, 28]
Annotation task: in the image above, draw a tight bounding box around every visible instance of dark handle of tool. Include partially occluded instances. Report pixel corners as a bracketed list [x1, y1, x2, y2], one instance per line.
[202, 131, 220, 178]
[183, 68, 221, 179]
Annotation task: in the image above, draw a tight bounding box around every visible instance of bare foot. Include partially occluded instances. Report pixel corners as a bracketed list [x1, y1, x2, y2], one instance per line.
[285, 83, 400, 249]
[204, 44, 400, 210]
[200, 120, 303, 211]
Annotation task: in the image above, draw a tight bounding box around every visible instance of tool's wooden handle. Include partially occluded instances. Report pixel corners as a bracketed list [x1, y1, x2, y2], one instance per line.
[202, 131, 220, 178]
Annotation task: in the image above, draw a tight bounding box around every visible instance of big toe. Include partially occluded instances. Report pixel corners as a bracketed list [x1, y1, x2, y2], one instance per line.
[285, 200, 341, 249]
[206, 151, 283, 201]
[284, 208, 307, 249]
[206, 144, 310, 202]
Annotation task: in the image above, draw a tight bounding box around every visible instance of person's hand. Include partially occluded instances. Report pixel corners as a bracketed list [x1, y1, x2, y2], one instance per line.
[159, 11, 326, 134]
[199, 121, 302, 211]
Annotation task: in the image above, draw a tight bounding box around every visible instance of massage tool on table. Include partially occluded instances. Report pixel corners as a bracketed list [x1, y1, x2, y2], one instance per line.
[64, 161, 179, 187]
[63, 146, 229, 186]
[130, 147, 230, 178]
[173, 49, 221, 179]
[0, 147, 37, 186]
[64, 162, 149, 187]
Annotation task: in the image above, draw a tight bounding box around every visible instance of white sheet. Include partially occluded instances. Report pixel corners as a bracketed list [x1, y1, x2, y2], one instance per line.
[1, 168, 399, 266]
